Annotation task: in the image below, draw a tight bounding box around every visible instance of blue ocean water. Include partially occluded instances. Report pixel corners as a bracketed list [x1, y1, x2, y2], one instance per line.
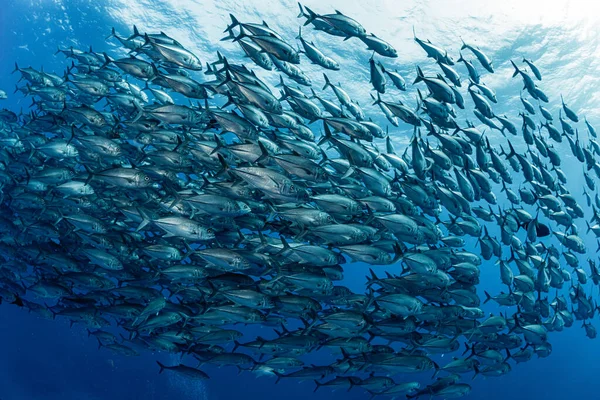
[1, 0, 599, 399]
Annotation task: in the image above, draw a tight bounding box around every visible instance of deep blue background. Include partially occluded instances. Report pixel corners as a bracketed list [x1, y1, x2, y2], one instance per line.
[1, 0, 599, 399]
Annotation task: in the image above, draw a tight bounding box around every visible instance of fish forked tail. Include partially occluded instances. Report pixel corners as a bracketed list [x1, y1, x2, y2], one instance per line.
[298, 3, 319, 26]
[127, 25, 142, 41]
[156, 361, 167, 374]
[231, 26, 249, 43]
[317, 120, 333, 146]
[135, 207, 152, 232]
[106, 27, 118, 41]
[297, 2, 308, 18]
[224, 13, 240, 33]
[510, 60, 521, 78]
[370, 92, 383, 106]
[413, 66, 425, 85]
[221, 14, 239, 41]
[322, 73, 333, 90]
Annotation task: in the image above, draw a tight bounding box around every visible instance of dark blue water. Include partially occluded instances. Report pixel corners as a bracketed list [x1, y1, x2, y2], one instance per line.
[1, 302, 594, 399]
[1, 1, 599, 399]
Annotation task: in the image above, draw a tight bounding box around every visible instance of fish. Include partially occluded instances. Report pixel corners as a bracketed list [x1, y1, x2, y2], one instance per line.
[413, 27, 454, 65]
[296, 27, 340, 70]
[298, 4, 367, 39]
[523, 58, 542, 80]
[0, 8, 597, 400]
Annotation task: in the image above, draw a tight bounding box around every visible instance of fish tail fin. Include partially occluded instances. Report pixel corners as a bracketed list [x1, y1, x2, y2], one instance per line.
[204, 61, 215, 74]
[156, 361, 165, 374]
[472, 364, 480, 380]
[413, 66, 424, 84]
[587, 220, 592, 234]
[275, 75, 285, 88]
[135, 207, 151, 232]
[297, 2, 307, 18]
[318, 120, 333, 145]
[322, 73, 332, 90]
[12, 62, 19, 74]
[509, 315, 521, 333]
[232, 26, 247, 42]
[227, 14, 240, 31]
[392, 242, 404, 263]
[431, 361, 440, 379]
[256, 140, 271, 164]
[506, 140, 516, 159]
[371, 92, 382, 106]
[483, 290, 492, 304]
[457, 51, 465, 63]
[130, 99, 145, 123]
[460, 37, 467, 50]
[216, 153, 230, 177]
[126, 25, 141, 41]
[302, 5, 318, 25]
[296, 26, 302, 40]
[101, 52, 112, 69]
[221, 91, 237, 109]
[313, 380, 321, 392]
[341, 166, 355, 180]
[462, 342, 472, 356]
[510, 60, 520, 77]
[278, 235, 291, 255]
[150, 62, 161, 79]
[366, 268, 378, 284]
[210, 133, 225, 155]
[217, 69, 233, 88]
[106, 27, 116, 40]
[273, 370, 284, 384]
[385, 136, 395, 154]
[220, 30, 236, 41]
[83, 164, 95, 186]
[416, 88, 424, 103]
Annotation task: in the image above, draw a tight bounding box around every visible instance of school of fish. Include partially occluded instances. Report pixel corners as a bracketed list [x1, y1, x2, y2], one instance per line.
[1, 4, 600, 398]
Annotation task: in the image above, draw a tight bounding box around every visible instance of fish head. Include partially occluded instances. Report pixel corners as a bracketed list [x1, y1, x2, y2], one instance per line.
[289, 51, 301, 64]
[385, 45, 398, 57]
[271, 99, 283, 114]
[187, 55, 203, 71]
